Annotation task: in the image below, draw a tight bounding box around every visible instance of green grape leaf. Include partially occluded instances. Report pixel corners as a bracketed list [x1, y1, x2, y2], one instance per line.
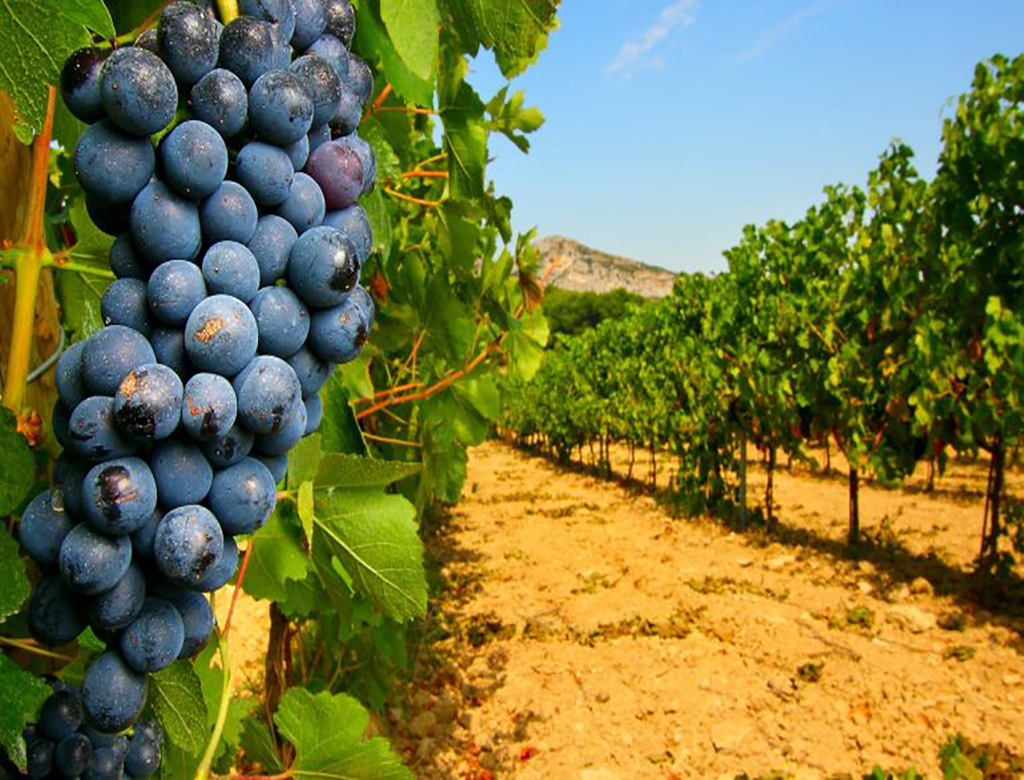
[275, 688, 413, 779]
[380, 0, 439, 82]
[0, 409, 35, 516]
[242, 512, 309, 603]
[0, 0, 114, 143]
[361, 188, 393, 260]
[157, 742, 200, 780]
[0, 533, 30, 624]
[355, 0, 434, 106]
[506, 308, 549, 380]
[439, 55, 487, 201]
[0, 654, 50, 770]
[287, 434, 322, 487]
[441, 0, 558, 78]
[148, 660, 208, 755]
[298, 480, 315, 543]
[320, 375, 368, 456]
[58, 198, 114, 342]
[361, 121, 403, 187]
[239, 716, 284, 774]
[314, 453, 421, 489]
[312, 487, 426, 622]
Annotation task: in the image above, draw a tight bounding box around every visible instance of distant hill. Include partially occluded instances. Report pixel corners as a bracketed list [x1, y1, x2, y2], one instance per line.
[534, 236, 677, 298]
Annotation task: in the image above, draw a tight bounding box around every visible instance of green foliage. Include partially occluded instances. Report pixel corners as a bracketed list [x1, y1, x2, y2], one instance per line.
[543, 286, 646, 339]
[147, 661, 209, 756]
[0, 532, 31, 625]
[0, 654, 51, 771]
[0, 409, 36, 516]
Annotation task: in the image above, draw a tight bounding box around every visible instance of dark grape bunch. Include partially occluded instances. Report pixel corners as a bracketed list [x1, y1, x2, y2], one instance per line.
[21, 680, 162, 779]
[15, 0, 375, 772]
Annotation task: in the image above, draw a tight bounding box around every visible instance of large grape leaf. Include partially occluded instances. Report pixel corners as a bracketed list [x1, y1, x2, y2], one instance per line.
[439, 51, 487, 201]
[355, 0, 434, 107]
[441, 0, 559, 78]
[239, 717, 284, 774]
[147, 661, 208, 756]
[0, 531, 30, 623]
[314, 453, 421, 489]
[275, 688, 412, 779]
[0, 409, 35, 515]
[380, 0, 439, 83]
[0, 0, 114, 142]
[242, 512, 309, 604]
[0, 654, 51, 771]
[312, 487, 427, 622]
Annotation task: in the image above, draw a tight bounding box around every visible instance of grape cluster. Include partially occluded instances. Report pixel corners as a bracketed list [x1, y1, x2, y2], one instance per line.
[17, 0, 375, 766]
[22, 681, 162, 779]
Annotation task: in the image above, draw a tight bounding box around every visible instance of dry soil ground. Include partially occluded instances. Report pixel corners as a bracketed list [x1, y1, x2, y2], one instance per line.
[382, 441, 1024, 779]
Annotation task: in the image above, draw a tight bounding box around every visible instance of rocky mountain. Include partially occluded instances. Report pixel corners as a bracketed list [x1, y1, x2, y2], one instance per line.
[533, 236, 677, 298]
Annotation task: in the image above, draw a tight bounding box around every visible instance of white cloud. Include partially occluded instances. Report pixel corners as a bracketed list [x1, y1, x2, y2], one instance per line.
[734, 4, 822, 64]
[605, 0, 700, 79]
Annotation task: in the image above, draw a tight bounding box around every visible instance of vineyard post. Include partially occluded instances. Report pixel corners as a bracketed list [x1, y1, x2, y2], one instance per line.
[848, 467, 860, 546]
[739, 431, 747, 526]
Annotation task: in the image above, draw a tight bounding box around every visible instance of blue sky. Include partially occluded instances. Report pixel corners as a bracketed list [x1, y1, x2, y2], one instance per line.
[465, 1, 1024, 273]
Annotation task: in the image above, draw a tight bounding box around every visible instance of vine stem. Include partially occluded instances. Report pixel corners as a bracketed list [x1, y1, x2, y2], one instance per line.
[215, 0, 240, 23]
[383, 187, 442, 208]
[0, 251, 117, 280]
[3, 86, 55, 414]
[0, 636, 74, 661]
[362, 432, 423, 448]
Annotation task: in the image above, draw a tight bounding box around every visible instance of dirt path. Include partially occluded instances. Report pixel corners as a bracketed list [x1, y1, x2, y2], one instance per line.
[388, 441, 1024, 779]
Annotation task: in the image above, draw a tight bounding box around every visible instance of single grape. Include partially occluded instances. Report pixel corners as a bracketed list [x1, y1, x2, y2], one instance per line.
[84, 745, 124, 780]
[219, 16, 280, 88]
[26, 737, 55, 778]
[292, 0, 327, 48]
[304, 393, 323, 435]
[249, 70, 314, 146]
[322, 204, 373, 266]
[338, 132, 376, 193]
[254, 398, 306, 455]
[131, 181, 203, 265]
[124, 732, 162, 777]
[120, 597, 185, 672]
[54, 733, 93, 777]
[249, 286, 310, 358]
[153, 504, 224, 587]
[151, 328, 191, 381]
[135, 719, 163, 745]
[308, 122, 331, 154]
[157, 1, 221, 87]
[150, 438, 214, 508]
[193, 534, 238, 592]
[200, 181, 259, 244]
[59, 521, 133, 596]
[136, 27, 161, 54]
[181, 373, 237, 441]
[19, 490, 76, 568]
[308, 284, 375, 364]
[201, 241, 261, 303]
[130, 509, 163, 559]
[235, 141, 294, 207]
[208, 457, 277, 534]
[287, 225, 358, 307]
[56, 341, 88, 410]
[113, 363, 184, 442]
[82, 727, 129, 754]
[69, 396, 138, 462]
[109, 233, 149, 281]
[184, 294, 259, 377]
[61, 47, 111, 124]
[28, 574, 87, 645]
[287, 346, 334, 397]
[159, 120, 229, 199]
[277, 171, 326, 234]
[86, 561, 146, 631]
[39, 688, 84, 740]
[147, 260, 208, 327]
[344, 51, 374, 105]
[323, 0, 355, 46]
[304, 140, 363, 210]
[284, 134, 311, 171]
[307, 36, 348, 94]
[74, 121, 155, 205]
[257, 453, 289, 483]
[334, 83, 362, 136]
[101, 278, 152, 337]
[101, 47, 178, 136]
[200, 423, 255, 468]
[82, 457, 159, 535]
[290, 54, 342, 128]
[172, 591, 215, 656]
[233, 355, 302, 434]
[86, 193, 133, 236]
[190, 68, 249, 137]
[240, 0, 296, 40]
[52, 401, 73, 451]
[82, 325, 157, 397]
[82, 651, 149, 733]
[248, 214, 298, 285]
[55, 454, 90, 520]
[145, 567, 187, 601]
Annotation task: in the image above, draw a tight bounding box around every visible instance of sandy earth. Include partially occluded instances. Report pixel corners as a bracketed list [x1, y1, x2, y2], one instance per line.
[384, 441, 1024, 779]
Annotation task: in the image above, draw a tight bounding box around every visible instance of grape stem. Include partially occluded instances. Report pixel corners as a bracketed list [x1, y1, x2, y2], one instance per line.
[0, 635, 75, 662]
[215, 0, 240, 23]
[2, 86, 55, 414]
[0, 250, 117, 280]
[194, 633, 232, 780]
